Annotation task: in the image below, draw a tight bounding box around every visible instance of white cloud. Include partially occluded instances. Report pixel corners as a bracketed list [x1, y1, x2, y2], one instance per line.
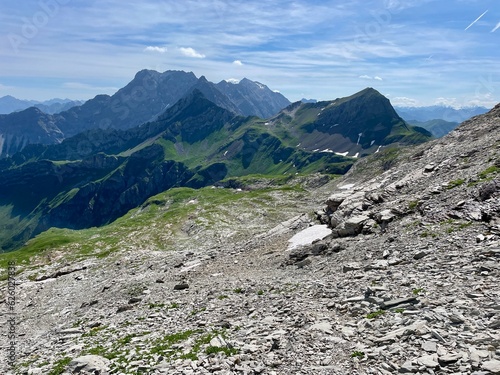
[179, 47, 205, 58]
[359, 75, 383, 81]
[225, 78, 240, 84]
[233, 60, 244, 66]
[144, 46, 168, 53]
[435, 97, 459, 107]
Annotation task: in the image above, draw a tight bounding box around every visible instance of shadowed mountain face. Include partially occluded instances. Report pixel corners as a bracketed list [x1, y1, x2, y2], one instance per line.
[0, 108, 64, 157]
[269, 88, 432, 158]
[0, 70, 291, 157]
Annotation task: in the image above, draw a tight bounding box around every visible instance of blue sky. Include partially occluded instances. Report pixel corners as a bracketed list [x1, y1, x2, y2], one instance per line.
[0, 0, 498, 108]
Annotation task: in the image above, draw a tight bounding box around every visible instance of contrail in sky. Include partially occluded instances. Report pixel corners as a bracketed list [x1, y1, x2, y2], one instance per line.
[465, 10, 488, 31]
[492, 22, 500, 33]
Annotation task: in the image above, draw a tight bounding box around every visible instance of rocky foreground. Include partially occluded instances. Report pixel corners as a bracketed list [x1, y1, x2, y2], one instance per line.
[1, 105, 500, 374]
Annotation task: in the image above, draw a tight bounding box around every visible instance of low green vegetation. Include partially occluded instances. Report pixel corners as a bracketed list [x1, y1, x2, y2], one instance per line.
[366, 310, 385, 319]
[351, 351, 365, 359]
[0, 181, 310, 279]
[478, 165, 499, 180]
[48, 357, 72, 375]
[446, 178, 465, 189]
[412, 288, 426, 295]
[408, 200, 419, 210]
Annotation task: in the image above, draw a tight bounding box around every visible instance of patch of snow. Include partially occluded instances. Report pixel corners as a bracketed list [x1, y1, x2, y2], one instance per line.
[370, 140, 375, 146]
[287, 225, 332, 251]
[313, 149, 320, 152]
[321, 149, 334, 153]
[339, 183, 355, 190]
[335, 151, 349, 157]
[356, 133, 363, 145]
[296, 143, 301, 147]
[333, 124, 339, 127]
[264, 122, 270, 125]
[255, 82, 266, 89]
[375, 145, 382, 153]
[353, 152, 359, 158]
[224, 151, 228, 156]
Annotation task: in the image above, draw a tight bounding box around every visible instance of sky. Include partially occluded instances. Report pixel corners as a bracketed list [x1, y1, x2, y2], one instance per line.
[0, 0, 498, 108]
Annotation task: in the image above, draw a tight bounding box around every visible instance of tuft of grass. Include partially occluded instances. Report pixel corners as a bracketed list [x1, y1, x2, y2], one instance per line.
[148, 302, 166, 309]
[150, 330, 197, 356]
[446, 179, 465, 189]
[233, 288, 244, 294]
[257, 290, 264, 296]
[408, 200, 419, 210]
[412, 288, 426, 295]
[47, 357, 72, 375]
[366, 310, 385, 319]
[190, 307, 207, 316]
[217, 295, 229, 300]
[478, 165, 499, 180]
[351, 351, 365, 359]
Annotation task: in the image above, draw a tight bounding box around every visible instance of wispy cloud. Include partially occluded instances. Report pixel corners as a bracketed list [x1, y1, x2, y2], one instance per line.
[359, 75, 383, 81]
[144, 46, 168, 53]
[0, 0, 498, 106]
[465, 10, 488, 31]
[179, 47, 205, 59]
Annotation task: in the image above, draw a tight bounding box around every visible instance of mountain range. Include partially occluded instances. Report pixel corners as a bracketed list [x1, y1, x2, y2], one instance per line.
[395, 105, 489, 137]
[0, 70, 290, 158]
[0, 96, 84, 115]
[394, 105, 489, 123]
[0, 76, 430, 251]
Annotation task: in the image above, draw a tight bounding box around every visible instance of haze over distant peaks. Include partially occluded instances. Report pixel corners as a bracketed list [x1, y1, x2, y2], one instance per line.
[0, 95, 84, 115]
